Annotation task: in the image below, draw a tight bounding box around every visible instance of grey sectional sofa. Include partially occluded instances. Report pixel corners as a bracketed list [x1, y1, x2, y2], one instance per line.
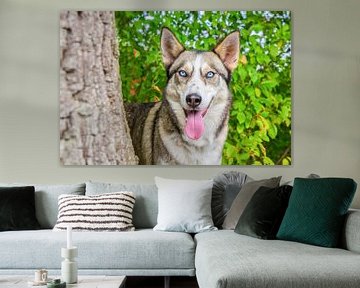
[0, 181, 360, 288]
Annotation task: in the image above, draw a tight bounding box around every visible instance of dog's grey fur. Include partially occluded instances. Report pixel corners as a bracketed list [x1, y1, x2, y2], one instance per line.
[125, 28, 240, 165]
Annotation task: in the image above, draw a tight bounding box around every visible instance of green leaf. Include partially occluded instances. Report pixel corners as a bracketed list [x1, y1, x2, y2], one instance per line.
[255, 87, 261, 97]
[268, 123, 278, 139]
[237, 113, 246, 125]
[282, 157, 291, 165]
[270, 45, 278, 58]
[264, 156, 275, 165]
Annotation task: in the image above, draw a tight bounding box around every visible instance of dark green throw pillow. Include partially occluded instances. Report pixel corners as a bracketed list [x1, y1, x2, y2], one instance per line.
[0, 186, 41, 231]
[277, 178, 357, 247]
[235, 185, 293, 239]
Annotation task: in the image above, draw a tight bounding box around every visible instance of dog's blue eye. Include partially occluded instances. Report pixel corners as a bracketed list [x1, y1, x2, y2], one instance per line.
[178, 70, 188, 77]
[206, 71, 215, 79]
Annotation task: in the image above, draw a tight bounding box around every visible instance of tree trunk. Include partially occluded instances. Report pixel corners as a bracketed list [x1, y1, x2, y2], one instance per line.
[60, 11, 138, 165]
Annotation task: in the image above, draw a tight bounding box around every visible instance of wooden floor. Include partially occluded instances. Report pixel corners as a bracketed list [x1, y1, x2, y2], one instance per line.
[126, 276, 199, 288]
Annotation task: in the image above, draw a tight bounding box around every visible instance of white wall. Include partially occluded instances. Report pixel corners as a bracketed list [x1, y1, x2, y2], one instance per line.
[0, 0, 359, 208]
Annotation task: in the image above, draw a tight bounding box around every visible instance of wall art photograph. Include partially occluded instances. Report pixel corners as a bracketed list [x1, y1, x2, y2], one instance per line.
[60, 11, 291, 166]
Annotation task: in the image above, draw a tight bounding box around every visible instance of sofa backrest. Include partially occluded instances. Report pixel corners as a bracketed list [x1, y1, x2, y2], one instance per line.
[85, 182, 158, 229]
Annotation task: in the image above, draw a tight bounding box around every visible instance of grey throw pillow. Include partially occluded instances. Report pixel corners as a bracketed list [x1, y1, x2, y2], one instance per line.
[153, 177, 217, 233]
[283, 173, 320, 186]
[222, 177, 281, 230]
[212, 171, 252, 228]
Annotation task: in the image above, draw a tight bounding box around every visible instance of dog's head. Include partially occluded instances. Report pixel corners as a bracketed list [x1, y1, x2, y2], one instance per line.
[161, 28, 240, 141]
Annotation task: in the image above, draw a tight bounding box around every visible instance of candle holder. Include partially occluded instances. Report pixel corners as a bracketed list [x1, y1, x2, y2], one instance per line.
[61, 247, 78, 284]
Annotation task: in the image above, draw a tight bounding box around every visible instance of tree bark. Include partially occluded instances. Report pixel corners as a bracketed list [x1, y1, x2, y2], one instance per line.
[60, 11, 138, 165]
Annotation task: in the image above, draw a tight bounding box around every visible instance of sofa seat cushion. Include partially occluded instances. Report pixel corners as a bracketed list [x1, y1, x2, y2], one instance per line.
[0, 229, 195, 271]
[195, 230, 360, 288]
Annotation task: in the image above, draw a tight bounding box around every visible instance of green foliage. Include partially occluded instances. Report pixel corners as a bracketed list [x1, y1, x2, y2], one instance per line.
[115, 11, 291, 165]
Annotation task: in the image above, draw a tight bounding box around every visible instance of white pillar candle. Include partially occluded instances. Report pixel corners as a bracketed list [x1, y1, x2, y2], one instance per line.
[67, 225, 72, 249]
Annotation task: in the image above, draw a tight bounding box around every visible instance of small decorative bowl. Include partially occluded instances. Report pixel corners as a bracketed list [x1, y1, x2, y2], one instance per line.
[47, 279, 66, 288]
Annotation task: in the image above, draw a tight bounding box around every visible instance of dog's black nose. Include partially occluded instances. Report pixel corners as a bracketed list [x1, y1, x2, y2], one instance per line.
[186, 94, 202, 108]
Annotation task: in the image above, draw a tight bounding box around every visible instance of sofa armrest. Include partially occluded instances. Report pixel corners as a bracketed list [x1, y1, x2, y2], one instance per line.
[342, 209, 360, 253]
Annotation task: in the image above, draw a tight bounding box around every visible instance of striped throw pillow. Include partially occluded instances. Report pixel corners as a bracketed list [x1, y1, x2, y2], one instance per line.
[53, 192, 136, 231]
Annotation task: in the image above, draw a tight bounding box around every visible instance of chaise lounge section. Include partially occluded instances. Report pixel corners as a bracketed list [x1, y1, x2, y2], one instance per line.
[195, 214, 360, 288]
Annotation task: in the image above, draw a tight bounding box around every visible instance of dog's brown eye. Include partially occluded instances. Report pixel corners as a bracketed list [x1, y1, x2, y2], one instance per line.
[178, 70, 188, 77]
[206, 71, 215, 79]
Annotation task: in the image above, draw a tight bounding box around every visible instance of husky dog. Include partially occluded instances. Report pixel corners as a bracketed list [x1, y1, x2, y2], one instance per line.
[125, 28, 240, 165]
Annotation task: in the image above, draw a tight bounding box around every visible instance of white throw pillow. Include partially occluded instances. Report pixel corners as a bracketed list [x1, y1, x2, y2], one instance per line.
[153, 177, 217, 233]
[53, 192, 135, 231]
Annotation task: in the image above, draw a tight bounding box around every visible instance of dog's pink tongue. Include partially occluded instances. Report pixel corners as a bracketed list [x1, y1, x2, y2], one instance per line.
[185, 110, 205, 140]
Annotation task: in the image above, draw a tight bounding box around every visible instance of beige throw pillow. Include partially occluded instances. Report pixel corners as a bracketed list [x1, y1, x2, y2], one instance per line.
[222, 177, 281, 230]
[53, 192, 136, 232]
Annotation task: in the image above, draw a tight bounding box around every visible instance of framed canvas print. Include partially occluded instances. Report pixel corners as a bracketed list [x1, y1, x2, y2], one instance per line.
[60, 11, 291, 166]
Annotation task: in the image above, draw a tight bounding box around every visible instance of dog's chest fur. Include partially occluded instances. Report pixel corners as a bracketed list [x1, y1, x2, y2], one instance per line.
[125, 100, 228, 165]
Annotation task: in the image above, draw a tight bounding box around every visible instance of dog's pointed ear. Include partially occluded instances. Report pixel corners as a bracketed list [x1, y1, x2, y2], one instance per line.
[161, 27, 185, 70]
[213, 31, 240, 72]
